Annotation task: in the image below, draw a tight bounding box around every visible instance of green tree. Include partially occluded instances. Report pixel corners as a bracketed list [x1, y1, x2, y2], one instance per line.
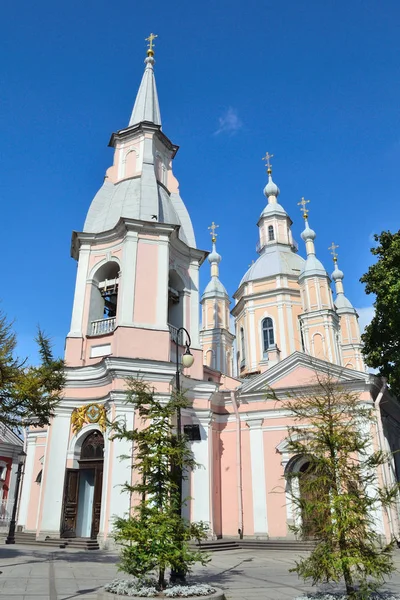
[269, 374, 398, 599]
[110, 379, 209, 589]
[0, 310, 65, 430]
[361, 230, 400, 397]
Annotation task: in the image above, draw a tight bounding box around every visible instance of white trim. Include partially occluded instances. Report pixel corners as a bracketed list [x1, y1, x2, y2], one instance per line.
[247, 419, 268, 535]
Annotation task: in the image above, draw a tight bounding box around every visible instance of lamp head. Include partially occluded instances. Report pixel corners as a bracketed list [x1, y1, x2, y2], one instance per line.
[18, 450, 26, 466]
[181, 344, 194, 369]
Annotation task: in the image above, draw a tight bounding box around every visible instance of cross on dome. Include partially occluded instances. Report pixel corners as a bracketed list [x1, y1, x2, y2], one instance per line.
[262, 152, 274, 174]
[298, 197, 310, 219]
[208, 221, 219, 243]
[328, 242, 339, 263]
[145, 33, 158, 56]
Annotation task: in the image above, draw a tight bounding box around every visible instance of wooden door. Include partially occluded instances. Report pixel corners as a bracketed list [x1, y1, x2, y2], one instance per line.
[91, 467, 103, 539]
[61, 469, 79, 538]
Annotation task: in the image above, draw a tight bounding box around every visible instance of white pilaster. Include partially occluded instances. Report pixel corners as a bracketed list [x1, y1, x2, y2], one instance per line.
[191, 416, 211, 526]
[68, 244, 90, 336]
[247, 419, 268, 535]
[107, 404, 135, 533]
[156, 238, 169, 327]
[189, 262, 200, 347]
[39, 412, 72, 535]
[119, 231, 138, 326]
[17, 435, 36, 529]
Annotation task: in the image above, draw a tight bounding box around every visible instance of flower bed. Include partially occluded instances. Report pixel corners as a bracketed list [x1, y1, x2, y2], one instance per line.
[98, 580, 225, 600]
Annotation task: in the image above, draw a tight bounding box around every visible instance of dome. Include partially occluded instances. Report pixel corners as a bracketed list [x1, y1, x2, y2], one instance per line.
[331, 265, 344, 281]
[208, 244, 221, 264]
[83, 178, 196, 247]
[202, 276, 228, 299]
[259, 202, 288, 220]
[264, 175, 280, 198]
[334, 293, 354, 311]
[299, 254, 327, 279]
[301, 225, 316, 241]
[239, 245, 305, 286]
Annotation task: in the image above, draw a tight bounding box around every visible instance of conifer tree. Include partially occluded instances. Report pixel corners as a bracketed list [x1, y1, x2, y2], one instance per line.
[0, 310, 65, 430]
[110, 379, 209, 589]
[269, 374, 399, 599]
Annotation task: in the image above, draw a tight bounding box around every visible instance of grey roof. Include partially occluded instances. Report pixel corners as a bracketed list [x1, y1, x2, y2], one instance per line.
[83, 177, 196, 247]
[240, 244, 305, 286]
[129, 57, 161, 127]
[259, 202, 288, 219]
[202, 276, 229, 300]
[299, 254, 327, 279]
[335, 292, 355, 311]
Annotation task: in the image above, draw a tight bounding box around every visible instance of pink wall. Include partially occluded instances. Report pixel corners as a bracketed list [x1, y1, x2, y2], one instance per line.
[133, 241, 158, 324]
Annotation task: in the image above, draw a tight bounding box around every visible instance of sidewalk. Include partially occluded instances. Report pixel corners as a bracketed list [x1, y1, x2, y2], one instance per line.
[0, 545, 400, 600]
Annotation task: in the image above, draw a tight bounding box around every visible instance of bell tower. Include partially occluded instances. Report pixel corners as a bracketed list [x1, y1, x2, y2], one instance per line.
[65, 38, 206, 370]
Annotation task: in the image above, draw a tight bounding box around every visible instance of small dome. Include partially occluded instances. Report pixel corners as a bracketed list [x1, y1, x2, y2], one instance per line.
[208, 243, 221, 264]
[335, 293, 354, 310]
[263, 175, 280, 198]
[301, 225, 316, 242]
[331, 265, 344, 281]
[202, 276, 228, 299]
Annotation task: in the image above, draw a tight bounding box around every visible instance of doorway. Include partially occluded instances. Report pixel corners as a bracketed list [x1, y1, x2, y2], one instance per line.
[61, 430, 104, 539]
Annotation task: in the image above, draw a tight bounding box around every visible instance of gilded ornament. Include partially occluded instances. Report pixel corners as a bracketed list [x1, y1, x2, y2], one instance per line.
[71, 403, 107, 434]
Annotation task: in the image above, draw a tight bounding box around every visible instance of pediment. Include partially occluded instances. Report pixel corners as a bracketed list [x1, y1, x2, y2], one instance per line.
[239, 351, 369, 395]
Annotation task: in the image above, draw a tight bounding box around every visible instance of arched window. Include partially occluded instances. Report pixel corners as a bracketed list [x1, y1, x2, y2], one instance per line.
[80, 431, 104, 461]
[240, 327, 246, 367]
[89, 261, 120, 335]
[262, 317, 275, 353]
[268, 225, 275, 241]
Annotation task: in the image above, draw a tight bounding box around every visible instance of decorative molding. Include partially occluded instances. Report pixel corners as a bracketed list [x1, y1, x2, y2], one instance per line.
[71, 403, 107, 434]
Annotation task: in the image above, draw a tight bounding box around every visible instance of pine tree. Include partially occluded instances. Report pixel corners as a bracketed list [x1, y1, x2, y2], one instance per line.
[0, 310, 65, 430]
[110, 379, 209, 589]
[269, 373, 399, 599]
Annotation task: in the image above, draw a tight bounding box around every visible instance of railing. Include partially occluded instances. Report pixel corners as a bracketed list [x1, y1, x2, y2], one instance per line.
[90, 317, 116, 336]
[168, 323, 179, 343]
[0, 499, 14, 523]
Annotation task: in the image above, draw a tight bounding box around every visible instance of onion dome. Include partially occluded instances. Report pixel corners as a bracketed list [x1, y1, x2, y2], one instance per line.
[264, 174, 280, 199]
[208, 242, 221, 264]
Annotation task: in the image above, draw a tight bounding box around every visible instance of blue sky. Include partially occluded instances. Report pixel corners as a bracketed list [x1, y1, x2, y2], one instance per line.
[1, 0, 399, 362]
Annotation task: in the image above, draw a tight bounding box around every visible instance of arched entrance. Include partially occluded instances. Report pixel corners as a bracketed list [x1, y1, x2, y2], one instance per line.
[61, 430, 104, 539]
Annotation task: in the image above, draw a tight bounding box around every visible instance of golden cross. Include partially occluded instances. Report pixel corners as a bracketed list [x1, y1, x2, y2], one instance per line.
[145, 33, 158, 55]
[208, 221, 219, 242]
[328, 242, 339, 262]
[297, 197, 310, 219]
[262, 152, 274, 172]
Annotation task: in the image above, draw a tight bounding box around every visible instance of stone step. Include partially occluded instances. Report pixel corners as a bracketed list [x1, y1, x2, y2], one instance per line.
[192, 538, 316, 553]
[12, 532, 100, 550]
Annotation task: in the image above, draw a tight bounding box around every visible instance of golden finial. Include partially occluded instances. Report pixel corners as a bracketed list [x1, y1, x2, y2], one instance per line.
[208, 221, 219, 243]
[145, 33, 158, 57]
[297, 197, 310, 220]
[328, 242, 339, 263]
[262, 152, 274, 175]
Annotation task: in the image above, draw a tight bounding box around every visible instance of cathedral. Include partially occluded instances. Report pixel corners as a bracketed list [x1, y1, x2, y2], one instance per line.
[18, 38, 400, 547]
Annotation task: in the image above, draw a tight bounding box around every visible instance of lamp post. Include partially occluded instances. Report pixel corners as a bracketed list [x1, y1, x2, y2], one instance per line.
[6, 450, 26, 545]
[171, 326, 194, 583]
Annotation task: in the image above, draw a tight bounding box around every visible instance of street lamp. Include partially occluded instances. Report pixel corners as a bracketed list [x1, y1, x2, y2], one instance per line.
[6, 450, 26, 545]
[171, 326, 194, 583]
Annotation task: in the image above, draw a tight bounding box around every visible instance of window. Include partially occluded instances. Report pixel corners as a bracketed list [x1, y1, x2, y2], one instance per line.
[262, 317, 275, 352]
[81, 431, 104, 460]
[240, 327, 246, 367]
[268, 225, 275, 241]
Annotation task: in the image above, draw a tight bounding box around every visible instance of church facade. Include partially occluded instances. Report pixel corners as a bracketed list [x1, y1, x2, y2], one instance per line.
[18, 41, 400, 547]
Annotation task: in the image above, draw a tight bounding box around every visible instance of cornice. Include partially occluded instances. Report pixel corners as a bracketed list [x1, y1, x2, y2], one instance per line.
[108, 122, 179, 158]
[71, 218, 177, 259]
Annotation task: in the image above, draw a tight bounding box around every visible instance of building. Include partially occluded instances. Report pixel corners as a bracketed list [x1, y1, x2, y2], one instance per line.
[18, 39, 400, 546]
[0, 426, 23, 532]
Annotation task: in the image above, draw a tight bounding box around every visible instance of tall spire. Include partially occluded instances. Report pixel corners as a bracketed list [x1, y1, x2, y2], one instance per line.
[129, 33, 162, 128]
[299, 199, 327, 277]
[329, 243, 353, 308]
[208, 222, 221, 279]
[262, 152, 280, 203]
